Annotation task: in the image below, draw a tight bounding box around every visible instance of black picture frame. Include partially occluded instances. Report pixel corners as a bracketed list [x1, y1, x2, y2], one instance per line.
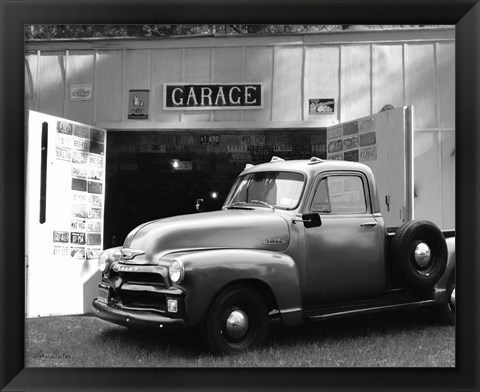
[1, 1, 479, 391]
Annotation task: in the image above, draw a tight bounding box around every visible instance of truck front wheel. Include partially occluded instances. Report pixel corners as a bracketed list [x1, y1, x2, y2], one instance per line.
[199, 286, 269, 354]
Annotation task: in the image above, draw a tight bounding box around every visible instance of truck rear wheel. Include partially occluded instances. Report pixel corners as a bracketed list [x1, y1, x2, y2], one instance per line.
[199, 286, 268, 354]
[390, 220, 447, 289]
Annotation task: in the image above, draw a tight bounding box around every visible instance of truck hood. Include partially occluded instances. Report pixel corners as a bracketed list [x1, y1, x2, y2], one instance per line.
[122, 209, 290, 262]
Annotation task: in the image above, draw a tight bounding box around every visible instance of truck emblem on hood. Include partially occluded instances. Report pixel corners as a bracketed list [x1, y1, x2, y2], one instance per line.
[120, 248, 145, 260]
[262, 237, 285, 245]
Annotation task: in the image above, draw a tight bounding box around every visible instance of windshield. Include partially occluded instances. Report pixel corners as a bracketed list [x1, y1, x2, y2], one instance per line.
[225, 171, 305, 210]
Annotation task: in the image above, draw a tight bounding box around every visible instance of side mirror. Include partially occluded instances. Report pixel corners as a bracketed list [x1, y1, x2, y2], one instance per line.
[195, 198, 205, 212]
[302, 213, 322, 228]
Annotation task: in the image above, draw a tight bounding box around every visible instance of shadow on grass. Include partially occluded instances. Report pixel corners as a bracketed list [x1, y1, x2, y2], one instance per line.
[266, 307, 444, 348]
[93, 307, 444, 356]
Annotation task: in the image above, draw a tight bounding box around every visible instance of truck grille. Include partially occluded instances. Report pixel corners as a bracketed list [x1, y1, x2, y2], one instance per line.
[118, 291, 167, 311]
[120, 272, 165, 287]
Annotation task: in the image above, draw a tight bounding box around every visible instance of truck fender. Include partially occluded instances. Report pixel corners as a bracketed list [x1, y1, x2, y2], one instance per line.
[169, 249, 303, 327]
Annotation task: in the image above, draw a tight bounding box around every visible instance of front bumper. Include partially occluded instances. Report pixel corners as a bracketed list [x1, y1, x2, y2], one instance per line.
[92, 299, 186, 330]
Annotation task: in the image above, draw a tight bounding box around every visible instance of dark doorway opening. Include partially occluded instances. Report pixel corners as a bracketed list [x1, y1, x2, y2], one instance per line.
[104, 128, 326, 248]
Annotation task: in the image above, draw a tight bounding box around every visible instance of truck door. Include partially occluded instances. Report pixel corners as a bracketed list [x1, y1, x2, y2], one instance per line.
[326, 106, 414, 228]
[25, 111, 107, 317]
[304, 171, 384, 306]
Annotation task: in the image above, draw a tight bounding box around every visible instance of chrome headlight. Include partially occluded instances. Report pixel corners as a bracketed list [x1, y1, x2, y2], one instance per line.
[169, 259, 185, 284]
[98, 251, 109, 273]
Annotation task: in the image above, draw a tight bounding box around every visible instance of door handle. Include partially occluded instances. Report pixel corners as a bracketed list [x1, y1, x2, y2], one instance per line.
[361, 222, 378, 227]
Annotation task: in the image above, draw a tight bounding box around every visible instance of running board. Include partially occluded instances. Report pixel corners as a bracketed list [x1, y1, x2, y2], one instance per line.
[305, 299, 437, 321]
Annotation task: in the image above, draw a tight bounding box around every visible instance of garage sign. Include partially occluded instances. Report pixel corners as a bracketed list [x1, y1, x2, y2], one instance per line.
[164, 83, 262, 110]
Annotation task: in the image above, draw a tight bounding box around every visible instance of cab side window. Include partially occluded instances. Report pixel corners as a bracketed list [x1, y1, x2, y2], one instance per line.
[311, 175, 368, 214]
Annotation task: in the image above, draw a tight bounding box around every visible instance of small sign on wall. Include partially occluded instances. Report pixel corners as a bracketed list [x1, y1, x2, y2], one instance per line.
[128, 90, 149, 120]
[309, 99, 335, 115]
[71, 84, 92, 101]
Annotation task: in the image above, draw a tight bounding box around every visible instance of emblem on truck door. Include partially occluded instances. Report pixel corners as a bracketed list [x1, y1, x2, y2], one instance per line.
[262, 238, 285, 245]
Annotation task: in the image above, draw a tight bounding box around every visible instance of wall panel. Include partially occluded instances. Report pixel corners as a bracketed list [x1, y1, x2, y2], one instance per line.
[405, 44, 437, 130]
[96, 50, 123, 123]
[244, 46, 273, 122]
[25, 53, 38, 111]
[272, 46, 303, 121]
[126, 50, 150, 123]
[437, 43, 455, 130]
[341, 45, 371, 122]
[66, 51, 95, 124]
[413, 132, 442, 226]
[213, 47, 243, 122]
[183, 48, 211, 122]
[37, 52, 65, 117]
[305, 46, 339, 123]
[151, 49, 182, 122]
[373, 45, 404, 112]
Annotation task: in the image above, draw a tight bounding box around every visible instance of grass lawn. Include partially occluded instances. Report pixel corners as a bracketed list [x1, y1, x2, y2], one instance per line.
[25, 307, 454, 367]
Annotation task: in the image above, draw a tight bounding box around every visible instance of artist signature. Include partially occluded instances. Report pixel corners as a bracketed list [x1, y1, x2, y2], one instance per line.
[32, 350, 72, 360]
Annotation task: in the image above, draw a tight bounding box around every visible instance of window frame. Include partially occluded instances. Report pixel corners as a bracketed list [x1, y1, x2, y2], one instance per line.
[225, 170, 307, 211]
[308, 171, 373, 215]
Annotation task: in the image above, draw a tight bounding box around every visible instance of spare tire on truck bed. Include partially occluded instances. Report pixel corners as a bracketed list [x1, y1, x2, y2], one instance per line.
[390, 220, 447, 289]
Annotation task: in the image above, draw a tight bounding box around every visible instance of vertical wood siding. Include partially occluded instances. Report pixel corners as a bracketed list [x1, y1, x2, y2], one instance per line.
[25, 53, 38, 110]
[305, 46, 340, 124]
[25, 34, 455, 228]
[151, 49, 182, 122]
[37, 52, 65, 117]
[373, 45, 404, 113]
[272, 46, 303, 121]
[340, 45, 371, 122]
[65, 51, 94, 124]
[183, 48, 212, 122]
[244, 46, 273, 122]
[413, 132, 443, 225]
[405, 44, 437, 130]
[96, 50, 123, 123]
[213, 47, 243, 122]
[437, 43, 455, 130]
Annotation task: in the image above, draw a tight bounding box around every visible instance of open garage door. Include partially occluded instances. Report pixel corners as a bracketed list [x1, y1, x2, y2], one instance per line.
[326, 106, 414, 228]
[104, 128, 328, 248]
[25, 111, 107, 317]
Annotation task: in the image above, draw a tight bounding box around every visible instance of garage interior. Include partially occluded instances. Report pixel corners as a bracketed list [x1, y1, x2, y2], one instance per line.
[104, 128, 326, 248]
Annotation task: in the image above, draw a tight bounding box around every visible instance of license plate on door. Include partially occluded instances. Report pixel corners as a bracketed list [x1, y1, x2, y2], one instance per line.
[97, 286, 110, 303]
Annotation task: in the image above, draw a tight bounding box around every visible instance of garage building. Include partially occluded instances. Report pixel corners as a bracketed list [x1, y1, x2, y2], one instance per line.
[25, 27, 455, 252]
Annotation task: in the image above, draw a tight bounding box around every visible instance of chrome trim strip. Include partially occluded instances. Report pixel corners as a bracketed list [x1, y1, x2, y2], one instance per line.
[113, 304, 166, 315]
[307, 300, 436, 320]
[279, 307, 302, 314]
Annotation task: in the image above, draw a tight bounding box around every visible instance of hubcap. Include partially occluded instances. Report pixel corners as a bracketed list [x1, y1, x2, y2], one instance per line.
[225, 310, 249, 340]
[414, 242, 431, 268]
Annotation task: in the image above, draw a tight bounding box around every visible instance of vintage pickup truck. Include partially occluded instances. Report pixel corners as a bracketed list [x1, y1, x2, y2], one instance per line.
[92, 157, 455, 354]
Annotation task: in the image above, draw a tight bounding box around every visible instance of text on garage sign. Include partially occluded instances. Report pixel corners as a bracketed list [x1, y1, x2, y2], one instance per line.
[164, 84, 262, 109]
